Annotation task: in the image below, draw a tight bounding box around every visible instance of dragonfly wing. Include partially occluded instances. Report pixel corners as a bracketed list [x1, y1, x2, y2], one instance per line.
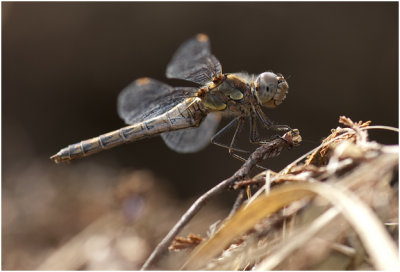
[161, 113, 221, 153]
[118, 78, 197, 124]
[166, 34, 222, 85]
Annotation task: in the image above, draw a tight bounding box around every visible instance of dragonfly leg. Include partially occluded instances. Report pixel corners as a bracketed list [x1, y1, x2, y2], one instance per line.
[255, 108, 292, 132]
[211, 116, 268, 170]
[228, 116, 245, 156]
[211, 117, 249, 154]
[249, 112, 282, 145]
[215, 115, 267, 170]
[230, 153, 267, 170]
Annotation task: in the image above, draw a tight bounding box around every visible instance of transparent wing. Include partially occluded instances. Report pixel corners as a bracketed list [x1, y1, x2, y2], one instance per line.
[118, 77, 197, 124]
[161, 113, 221, 153]
[166, 33, 222, 85]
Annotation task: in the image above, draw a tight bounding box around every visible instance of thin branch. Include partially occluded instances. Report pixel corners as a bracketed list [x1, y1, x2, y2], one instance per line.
[361, 125, 399, 133]
[140, 174, 236, 270]
[228, 189, 247, 218]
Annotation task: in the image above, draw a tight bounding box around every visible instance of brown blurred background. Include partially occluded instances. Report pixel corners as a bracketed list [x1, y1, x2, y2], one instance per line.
[2, 2, 398, 270]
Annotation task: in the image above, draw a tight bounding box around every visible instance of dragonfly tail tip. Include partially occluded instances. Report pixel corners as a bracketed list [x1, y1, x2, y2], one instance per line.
[50, 153, 61, 164]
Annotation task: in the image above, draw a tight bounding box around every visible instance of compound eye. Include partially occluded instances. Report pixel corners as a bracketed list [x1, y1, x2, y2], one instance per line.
[255, 72, 278, 104]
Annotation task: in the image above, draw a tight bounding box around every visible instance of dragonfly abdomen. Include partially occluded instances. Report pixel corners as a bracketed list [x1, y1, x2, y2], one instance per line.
[50, 128, 134, 163]
[51, 98, 204, 163]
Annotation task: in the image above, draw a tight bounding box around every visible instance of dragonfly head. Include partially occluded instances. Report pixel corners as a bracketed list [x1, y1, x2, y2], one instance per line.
[253, 72, 288, 108]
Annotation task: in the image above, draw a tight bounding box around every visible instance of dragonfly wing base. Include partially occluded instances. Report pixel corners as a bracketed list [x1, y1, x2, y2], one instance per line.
[161, 113, 221, 153]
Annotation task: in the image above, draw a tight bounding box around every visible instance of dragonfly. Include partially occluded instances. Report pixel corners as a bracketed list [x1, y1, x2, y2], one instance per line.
[51, 33, 291, 164]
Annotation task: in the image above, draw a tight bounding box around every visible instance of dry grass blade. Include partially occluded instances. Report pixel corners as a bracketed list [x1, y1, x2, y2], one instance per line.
[182, 179, 398, 270]
[255, 171, 399, 270]
[255, 207, 341, 270]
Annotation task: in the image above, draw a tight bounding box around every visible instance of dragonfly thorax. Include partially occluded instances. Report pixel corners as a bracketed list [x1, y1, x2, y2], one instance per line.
[199, 74, 255, 116]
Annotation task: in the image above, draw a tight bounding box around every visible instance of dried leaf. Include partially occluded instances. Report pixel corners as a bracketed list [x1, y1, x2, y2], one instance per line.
[168, 233, 203, 252]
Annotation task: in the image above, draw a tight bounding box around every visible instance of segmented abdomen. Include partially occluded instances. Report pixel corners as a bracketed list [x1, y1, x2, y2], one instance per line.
[51, 98, 204, 163]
